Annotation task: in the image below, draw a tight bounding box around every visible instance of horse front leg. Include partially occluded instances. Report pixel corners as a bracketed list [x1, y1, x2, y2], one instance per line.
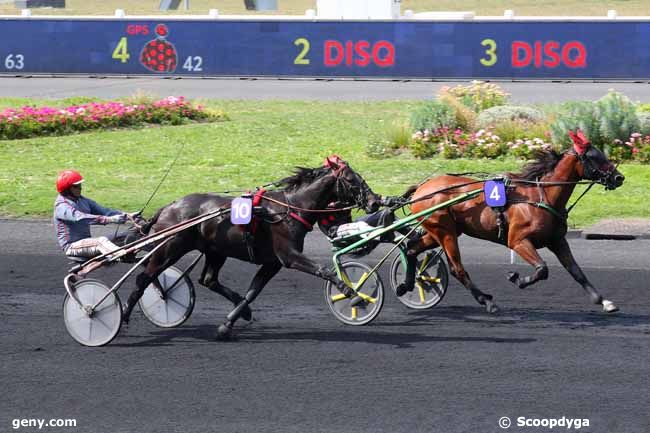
[275, 242, 356, 297]
[548, 237, 618, 313]
[507, 238, 549, 289]
[275, 247, 356, 298]
[216, 261, 282, 340]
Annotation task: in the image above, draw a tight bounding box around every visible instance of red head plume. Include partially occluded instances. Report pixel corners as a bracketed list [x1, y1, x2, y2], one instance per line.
[568, 129, 590, 155]
[323, 154, 346, 169]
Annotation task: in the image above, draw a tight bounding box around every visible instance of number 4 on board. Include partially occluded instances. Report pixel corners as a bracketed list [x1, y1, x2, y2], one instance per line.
[112, 37, 130, 63]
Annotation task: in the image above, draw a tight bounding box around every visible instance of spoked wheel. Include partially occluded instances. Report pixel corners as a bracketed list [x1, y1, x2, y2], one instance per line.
[325, 261, 384, 326]
[138, 266, 195, 328]
[390, 249, 449, 309]
[63, 279, 122, 347]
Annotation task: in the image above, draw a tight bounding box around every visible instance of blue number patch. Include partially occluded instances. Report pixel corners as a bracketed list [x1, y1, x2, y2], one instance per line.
[230, 197, 253, 225]
[484, 180, 506, 207]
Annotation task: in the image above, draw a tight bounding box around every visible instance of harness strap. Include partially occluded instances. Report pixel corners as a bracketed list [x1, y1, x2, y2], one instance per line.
[252, 188, 266, 207]
[241, 188, 267, 262]
[289, 212, 314, 231]
[509, 200, 566, 221]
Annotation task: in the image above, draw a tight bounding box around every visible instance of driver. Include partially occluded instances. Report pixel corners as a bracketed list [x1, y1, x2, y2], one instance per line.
[53, 169, 137, 260]
[318, 196, 402, 240]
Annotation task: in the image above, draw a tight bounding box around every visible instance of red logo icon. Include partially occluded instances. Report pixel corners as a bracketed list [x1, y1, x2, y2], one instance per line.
[140, 24, 178, 73]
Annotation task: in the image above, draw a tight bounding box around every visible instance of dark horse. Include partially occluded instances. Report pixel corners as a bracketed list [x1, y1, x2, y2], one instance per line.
[398, 130, 625, 314]
[122, 156, 381, 339]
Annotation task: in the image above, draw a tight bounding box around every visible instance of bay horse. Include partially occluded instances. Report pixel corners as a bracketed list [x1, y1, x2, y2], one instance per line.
[122, 156, 381, 339]
[397, 130, 625, 314]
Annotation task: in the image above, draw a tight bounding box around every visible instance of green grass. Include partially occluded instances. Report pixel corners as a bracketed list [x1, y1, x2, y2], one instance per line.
[0, 0, 648, 16]
[1, 99, 647, 227]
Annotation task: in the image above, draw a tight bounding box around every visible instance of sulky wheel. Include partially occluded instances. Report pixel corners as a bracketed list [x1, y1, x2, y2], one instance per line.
[390, 249, 449, 309]
[325, 261, 384, 326]
[63, 279, 122, 347]
[138, 266, 195, 328]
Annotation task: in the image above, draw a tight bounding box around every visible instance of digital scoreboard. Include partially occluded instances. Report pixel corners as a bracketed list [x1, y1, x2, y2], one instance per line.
[1, 19, 648, 78]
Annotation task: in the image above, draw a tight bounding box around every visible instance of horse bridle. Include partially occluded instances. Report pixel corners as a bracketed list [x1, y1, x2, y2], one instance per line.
[567, 149, 618, 188]
[332, 165, 372, 210]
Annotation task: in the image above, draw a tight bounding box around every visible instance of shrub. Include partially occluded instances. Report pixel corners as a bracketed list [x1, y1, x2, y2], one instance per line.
[637, 103, 650, 112]
[636, 112, 650, 136]
[549, 101, 601, 149]
[465, 129, 509, 158]
[410, 127, 509, 159]
[476, 105, 545, 129]
[410, 129, 439, 158]
[596, 91, 639, 155]
[410, 100, 456, 132]
[507, 137, 555, 160]
[385, 120, 411, 150]
[550, 92, 639, 155]
[623, 133, 650, 163]
[491, 119, 552, 144]
[438, 80, 509, 112]
[438, 92, 477, 131]
[365, 121, 410, 158]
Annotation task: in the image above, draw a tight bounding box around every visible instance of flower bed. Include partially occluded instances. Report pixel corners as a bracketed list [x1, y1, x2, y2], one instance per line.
[370, 83, 650, 164]
[410, 127, 554, 160]
[0, 96, 227, 140]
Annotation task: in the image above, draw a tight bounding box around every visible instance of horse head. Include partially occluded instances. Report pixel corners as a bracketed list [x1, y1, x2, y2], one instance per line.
[323, 155, 381, 213]
[568, 130, 625, 190]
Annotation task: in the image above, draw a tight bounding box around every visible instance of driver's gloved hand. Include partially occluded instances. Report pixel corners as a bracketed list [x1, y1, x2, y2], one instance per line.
[126, 211, 144, 222]
[106, 214, 127, 224]
[380, 196, 402, 207]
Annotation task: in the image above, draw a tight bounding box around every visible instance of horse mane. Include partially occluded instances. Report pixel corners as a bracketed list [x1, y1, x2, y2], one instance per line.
[276, 166, 330, 191]
[510, 149, 564, 180]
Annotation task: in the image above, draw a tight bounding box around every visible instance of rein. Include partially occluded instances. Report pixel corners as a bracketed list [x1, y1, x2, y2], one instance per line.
[399, 173, 600, 220]
[260, 194, 357, 213]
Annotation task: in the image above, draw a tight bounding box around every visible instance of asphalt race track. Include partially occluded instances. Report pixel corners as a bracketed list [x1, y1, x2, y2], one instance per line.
[2, 77, 650, 102]
[1, 219, 649, 433]
[2, 78, 650, 432]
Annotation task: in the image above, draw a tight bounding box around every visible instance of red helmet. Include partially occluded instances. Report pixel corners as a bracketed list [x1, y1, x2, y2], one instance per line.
[56, 170, 84, 193]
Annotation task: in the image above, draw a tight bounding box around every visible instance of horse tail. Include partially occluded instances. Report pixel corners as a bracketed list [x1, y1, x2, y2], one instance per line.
[401, 184, 419, 199]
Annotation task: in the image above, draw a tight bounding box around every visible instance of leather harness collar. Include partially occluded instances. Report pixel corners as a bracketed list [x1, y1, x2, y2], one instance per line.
[252, 189, 313, 232]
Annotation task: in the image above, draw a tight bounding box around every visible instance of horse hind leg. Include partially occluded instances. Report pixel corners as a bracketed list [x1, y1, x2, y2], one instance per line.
[436, 231, 499, 314]
[507, 238, 549, 289]
[122, 241, 191, 324]
[395, 233, 438, 296]
[200, 254, 252, 322]
[216, 261, 282, 341]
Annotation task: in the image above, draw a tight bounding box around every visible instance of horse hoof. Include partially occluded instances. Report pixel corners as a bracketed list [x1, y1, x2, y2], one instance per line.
[350, 296, 364, 307]
[507, 272, 519, 285]
[216, 324, 234, 341]
[602, 300, 619, 313]
[395, 283, 412, 297]
[485, 300, 500, 314]
[240, 305, 253, 322]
